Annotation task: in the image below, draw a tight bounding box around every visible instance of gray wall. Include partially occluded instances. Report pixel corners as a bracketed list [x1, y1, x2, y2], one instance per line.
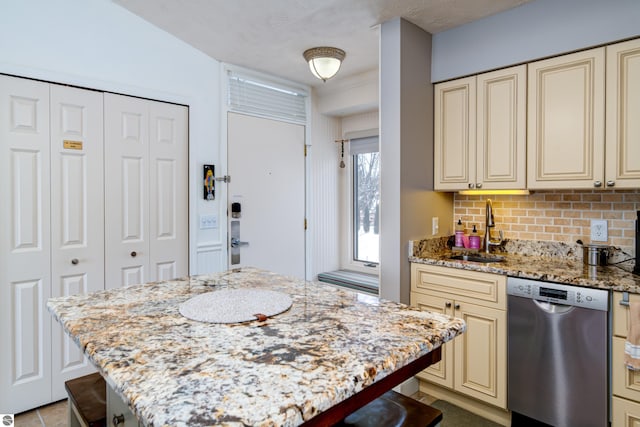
[432, 0, 640, 82]
[380, 18, 453, 304]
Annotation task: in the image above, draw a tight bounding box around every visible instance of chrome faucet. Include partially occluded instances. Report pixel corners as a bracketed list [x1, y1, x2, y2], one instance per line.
[484, 199, 504, 253]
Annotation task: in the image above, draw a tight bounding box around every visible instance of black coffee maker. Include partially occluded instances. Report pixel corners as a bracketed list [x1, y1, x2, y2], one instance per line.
[635, 210, 640, 275]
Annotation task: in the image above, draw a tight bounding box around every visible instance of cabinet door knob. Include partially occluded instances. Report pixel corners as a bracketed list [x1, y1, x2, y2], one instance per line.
[112, 414, 125, 426]
[476, 183, 482, 188]
[594, 181, 602, 187]
[130, 251, 137, 257]
[445, 302, 452, 308]
[454, 304, 461, 310]
[71, 258, 79, 265]
[606, 180, 615, 187]
[468, 183, 475, 189]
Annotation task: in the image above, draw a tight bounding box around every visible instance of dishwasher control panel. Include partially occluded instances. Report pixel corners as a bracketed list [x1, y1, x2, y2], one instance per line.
[507, 277, 609, 311]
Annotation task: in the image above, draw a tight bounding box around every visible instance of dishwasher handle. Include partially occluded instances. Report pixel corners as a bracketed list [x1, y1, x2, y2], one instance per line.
[533, 299, 574, 314]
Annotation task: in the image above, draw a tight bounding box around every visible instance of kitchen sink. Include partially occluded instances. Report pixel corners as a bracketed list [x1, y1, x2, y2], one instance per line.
[449, 254, 505, 263]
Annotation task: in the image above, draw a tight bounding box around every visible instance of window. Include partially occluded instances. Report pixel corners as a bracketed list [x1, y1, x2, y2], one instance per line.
[349, 135, 380, 268]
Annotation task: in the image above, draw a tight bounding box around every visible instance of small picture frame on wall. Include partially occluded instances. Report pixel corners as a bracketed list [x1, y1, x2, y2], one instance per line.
[203, 164, 215, 200]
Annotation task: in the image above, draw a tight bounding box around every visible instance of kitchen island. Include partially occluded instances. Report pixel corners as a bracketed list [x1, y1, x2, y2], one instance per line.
[47, 268, 465, 427]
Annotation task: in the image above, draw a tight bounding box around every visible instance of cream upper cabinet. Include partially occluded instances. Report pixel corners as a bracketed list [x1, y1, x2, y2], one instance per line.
[527, 47, 606, 189]
[606, 38, 640, 189]
[476, 66, 527, 190]
[411, 264, 507, 409]
[435, 65, 526, 191]
[434, 76, 476, 190]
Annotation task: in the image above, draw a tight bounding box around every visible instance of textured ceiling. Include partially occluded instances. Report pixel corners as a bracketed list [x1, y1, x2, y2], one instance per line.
[114, 0, 532, 87]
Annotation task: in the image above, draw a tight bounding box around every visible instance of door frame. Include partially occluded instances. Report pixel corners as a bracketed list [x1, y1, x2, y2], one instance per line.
[220, 64, 312, 280]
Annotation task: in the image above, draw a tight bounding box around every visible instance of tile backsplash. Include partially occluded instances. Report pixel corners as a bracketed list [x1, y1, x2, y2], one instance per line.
[453, 189, 640, 255]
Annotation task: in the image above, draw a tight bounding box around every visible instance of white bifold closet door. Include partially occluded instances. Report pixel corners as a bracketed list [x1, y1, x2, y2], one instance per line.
[0, 77, 104, 412]
[104, 93, 188, 289]
[0, 76, 52, 413]
[1, 76, 188, 414]
[49, 85, 104, 400]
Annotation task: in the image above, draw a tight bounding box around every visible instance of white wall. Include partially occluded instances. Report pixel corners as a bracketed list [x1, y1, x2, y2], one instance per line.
[308, 90, 342, 278]
[315, 69, 378, 117]
[309, 80, 380, 278]
[0, 0, 223, 275]
[432, 0, 640, 82]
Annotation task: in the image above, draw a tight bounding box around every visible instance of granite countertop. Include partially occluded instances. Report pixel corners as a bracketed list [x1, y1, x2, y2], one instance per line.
[47, 268, 465, 427]
[410, 237, 640, 294]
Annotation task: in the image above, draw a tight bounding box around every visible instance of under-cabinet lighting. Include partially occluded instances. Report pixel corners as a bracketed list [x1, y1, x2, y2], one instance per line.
[458, 189, 531, 196]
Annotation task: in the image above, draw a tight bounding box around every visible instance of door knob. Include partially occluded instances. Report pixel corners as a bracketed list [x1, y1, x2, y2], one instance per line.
[476, 183, 482, 188]
[445, 302, 452, 308]
[130, 251, 137, 257]
[454, 304, 461, 310]
[606, 180, 615, 187]
[230, 237, 249, 248]
[594, 181, 602, 187]
[71, 258, 79, 265]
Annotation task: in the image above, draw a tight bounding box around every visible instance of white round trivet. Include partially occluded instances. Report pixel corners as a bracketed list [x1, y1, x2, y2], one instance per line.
[179, 289, 292, 323]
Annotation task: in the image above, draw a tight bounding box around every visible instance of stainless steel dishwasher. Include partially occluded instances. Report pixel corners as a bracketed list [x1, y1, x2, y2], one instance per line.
[507, 277, 609, 427]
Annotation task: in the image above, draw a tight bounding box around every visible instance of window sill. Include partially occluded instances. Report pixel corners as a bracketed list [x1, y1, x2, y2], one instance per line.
[317, 270, 379, 295]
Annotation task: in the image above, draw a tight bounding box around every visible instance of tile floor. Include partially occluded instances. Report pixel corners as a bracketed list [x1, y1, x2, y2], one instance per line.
[13, 400, 67, 427]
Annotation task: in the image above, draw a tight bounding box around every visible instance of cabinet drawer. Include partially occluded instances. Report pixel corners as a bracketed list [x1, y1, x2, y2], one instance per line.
[411, 264, 506, 309]
[613, 291, 640, 338]
[613, 336, 640, 402]
[612, 396, 640, 426]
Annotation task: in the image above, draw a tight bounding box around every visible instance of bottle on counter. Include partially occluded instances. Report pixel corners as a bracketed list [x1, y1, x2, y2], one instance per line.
[469, 225, 481, 249]
[454, 219, 465, 248]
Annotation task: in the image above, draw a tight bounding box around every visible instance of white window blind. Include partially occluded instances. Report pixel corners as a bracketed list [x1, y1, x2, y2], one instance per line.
[349, 135, 379, 155]
[227, 71, 307, 123]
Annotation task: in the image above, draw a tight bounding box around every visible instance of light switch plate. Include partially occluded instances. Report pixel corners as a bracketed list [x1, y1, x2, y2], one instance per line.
[590, 219, 608, 242]
[432, 217, 439, 235]
[200, 214, 218, 229]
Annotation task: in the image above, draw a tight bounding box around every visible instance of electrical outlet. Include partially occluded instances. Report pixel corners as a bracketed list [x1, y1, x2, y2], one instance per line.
[432, 217, 439, 235]
[590, 219, 608, 242]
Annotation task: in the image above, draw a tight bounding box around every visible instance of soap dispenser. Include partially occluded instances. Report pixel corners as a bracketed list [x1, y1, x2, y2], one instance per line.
[455, 219, 465, 248]
[469, 225, 481, 249]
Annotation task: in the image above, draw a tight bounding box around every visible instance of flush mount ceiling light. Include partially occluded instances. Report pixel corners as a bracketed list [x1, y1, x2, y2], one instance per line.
[303, 47, 346, 82]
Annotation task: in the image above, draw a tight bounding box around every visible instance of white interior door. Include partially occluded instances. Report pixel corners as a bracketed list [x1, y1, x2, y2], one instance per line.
[0, 75, 52, 413]
[227, 112, 305, 279]
[49, 84, 103, 399]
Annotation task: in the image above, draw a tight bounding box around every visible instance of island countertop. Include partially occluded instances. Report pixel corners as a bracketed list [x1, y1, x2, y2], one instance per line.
[47, 268, 465, 427]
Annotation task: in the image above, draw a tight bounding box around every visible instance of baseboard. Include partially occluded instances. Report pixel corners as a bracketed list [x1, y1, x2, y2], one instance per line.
[419, 381, 511, 426]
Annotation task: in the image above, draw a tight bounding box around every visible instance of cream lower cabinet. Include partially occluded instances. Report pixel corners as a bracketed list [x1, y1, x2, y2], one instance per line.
[410, 264, 507, 410]
[612, 291, 640, 426]
[434, 65, 526, 191]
